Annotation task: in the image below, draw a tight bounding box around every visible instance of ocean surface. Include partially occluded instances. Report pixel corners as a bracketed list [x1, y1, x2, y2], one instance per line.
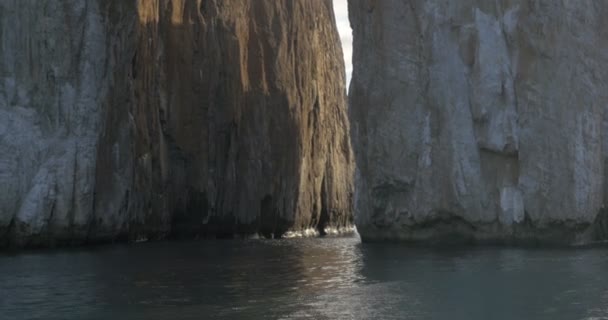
[2, 235, 608, 319]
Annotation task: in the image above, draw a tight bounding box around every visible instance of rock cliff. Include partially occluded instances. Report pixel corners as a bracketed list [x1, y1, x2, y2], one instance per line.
[349, 0, 608, 244]
[0, 0, 353, 247]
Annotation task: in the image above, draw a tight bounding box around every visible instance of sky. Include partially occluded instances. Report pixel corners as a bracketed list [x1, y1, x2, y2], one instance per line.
[332, 0, 352, 86]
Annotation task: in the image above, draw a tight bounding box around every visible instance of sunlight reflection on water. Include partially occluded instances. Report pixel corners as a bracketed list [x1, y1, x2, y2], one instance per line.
[2, 237, 608, 319]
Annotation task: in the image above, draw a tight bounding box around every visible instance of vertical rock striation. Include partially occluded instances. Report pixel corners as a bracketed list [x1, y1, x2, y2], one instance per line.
[0, 0, 353, 247]
[0, 0, 119, 246]
[130, 0, 353, 239]
[349, 0, 608, 245]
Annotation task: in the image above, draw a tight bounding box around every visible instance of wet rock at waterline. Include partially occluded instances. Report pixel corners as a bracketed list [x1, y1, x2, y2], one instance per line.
[348, 0, 608, 245]
[0, 0, 353, 247]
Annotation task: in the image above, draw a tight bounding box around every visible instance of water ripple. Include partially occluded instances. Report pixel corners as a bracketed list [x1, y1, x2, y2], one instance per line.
[1, 237, 608, 319]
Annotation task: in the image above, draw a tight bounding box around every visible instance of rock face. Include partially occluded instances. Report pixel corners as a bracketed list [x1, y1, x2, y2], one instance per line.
[0, 0, 352, 247]
[349, 0, 608, 244]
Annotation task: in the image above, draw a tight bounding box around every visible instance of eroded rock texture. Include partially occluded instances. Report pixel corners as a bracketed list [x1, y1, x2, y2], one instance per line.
[0, 0, 352, 247]
[349, 0, 608, 244]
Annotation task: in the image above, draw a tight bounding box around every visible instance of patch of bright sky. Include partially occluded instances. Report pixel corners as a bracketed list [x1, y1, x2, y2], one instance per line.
[333, 0, 352, 86]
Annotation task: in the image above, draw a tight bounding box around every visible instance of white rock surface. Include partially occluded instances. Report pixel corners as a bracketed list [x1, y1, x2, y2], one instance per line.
[0, 1, 112, 245]
[349, 0, 608, 244]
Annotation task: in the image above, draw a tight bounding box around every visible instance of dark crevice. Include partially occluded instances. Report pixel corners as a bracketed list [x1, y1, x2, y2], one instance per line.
[131, 52, 137, 79]
[259, 194, 274, 238]
[592, 207, 608, 241]
[317, 176, 329, 236]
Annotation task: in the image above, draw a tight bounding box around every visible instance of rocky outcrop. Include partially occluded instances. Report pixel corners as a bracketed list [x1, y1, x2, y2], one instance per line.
[349, 0, 608, 245]
[0, 0, 352, 247]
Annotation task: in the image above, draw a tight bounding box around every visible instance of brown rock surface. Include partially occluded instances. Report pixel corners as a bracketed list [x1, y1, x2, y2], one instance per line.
[0, 0, 353, 247]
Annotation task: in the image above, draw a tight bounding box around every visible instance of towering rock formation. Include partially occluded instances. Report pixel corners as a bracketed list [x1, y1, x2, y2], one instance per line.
[349, 0, 608, 244]
[0, 0, 353, 247]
